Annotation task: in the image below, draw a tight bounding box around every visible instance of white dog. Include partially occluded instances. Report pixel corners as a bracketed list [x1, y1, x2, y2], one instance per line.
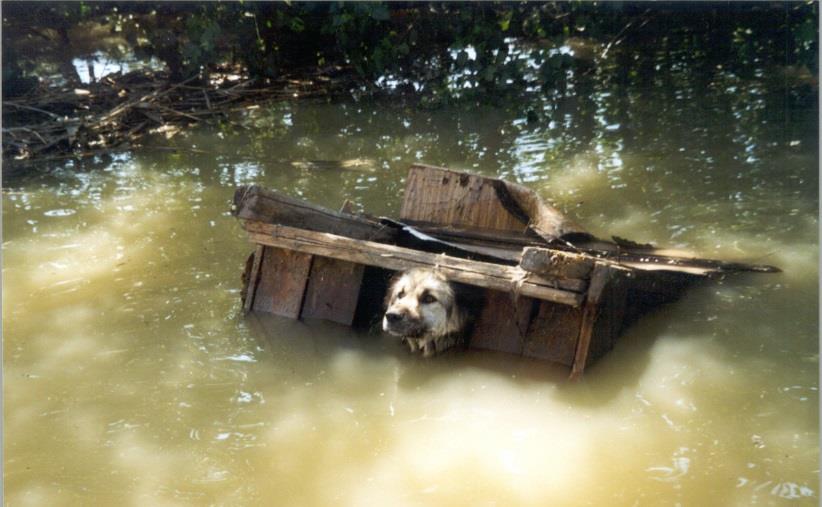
[382, 268, 477, 357]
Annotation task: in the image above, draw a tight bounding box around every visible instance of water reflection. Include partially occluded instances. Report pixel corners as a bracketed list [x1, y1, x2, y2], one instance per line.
[72, 50, 165, 84]
[3, 34, 818, 506]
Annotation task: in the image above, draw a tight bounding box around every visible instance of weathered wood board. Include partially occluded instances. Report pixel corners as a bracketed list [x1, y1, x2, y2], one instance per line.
[401, 163, 589, 240]
[242, 245, 264, 313]
[520, 246, 596, 280]
[301, 257, 364, 325]
[585, 268, 629, 368]
[470, 291, 536, 355]
[571, 263, 616, 379]
[524, 302, 583, 366]
[234, 185, 395, 242]
[401, 165, 529, 232]
[251, 246, 313, 318]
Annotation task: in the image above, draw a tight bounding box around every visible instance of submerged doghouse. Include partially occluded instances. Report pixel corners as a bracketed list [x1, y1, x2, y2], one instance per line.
[233, 164, 778, 379]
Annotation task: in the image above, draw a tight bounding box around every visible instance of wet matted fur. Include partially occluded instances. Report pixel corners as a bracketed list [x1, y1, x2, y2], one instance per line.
[382, 268, 481, 357]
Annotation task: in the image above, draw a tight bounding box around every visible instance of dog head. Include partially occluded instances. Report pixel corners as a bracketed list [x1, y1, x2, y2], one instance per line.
[382, 268, 457, 339]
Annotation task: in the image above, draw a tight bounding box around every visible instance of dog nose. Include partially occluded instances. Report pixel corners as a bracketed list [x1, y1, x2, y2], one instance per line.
[385, 311, 402, 323]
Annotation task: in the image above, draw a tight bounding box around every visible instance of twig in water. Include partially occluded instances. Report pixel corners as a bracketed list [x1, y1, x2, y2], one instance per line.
[153, 104, 202, 122]
[2, 102, 62, 119]
[601, 9, 653, 59]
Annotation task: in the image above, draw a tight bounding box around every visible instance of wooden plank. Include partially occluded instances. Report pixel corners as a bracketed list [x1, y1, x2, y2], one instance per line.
[242, 244, 265, 313]
[251, 246, 313, 318]
[400, 164, 590, 240]
[300, 256, 365, 325]
[241, 221, 586, 307]
[422, 221, 779, 277]
[300, 200, 369, 325]
[569, 263, 613, 380]
[520, 246, 596, 280]
[469, 290, 536, 355]
[400, 165, 529, 232]
[523, 302, 583, 365]
[232, 185, 395, 242]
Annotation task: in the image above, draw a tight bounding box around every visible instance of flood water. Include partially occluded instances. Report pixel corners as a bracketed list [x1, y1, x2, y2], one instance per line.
[3, 43, 819, 505]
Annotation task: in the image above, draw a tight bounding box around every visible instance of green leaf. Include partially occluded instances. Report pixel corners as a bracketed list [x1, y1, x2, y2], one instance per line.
[289, 16, 305, 32]
[498, 10, 513, 32]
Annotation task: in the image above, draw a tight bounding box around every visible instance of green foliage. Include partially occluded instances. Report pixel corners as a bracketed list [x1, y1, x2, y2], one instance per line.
[323, 3, 402, 78]
[2, 1, 818, 102]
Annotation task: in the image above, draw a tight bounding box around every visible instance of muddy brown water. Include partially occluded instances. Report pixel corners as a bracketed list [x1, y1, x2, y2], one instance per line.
[3, 54, 819, 505]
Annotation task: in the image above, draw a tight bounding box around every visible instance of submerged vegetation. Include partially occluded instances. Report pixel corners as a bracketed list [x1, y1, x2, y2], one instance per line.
[1, 1, 817, 162]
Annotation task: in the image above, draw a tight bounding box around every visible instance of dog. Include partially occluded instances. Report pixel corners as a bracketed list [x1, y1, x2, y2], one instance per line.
[382, 268, 479, 357]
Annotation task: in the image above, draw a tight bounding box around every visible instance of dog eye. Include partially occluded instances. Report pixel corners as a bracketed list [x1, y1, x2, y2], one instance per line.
[420, 293, 437, 304]
[397, 289, 405, 299]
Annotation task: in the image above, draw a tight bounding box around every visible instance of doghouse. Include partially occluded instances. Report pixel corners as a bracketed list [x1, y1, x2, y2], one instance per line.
[233, 164, 778, 379]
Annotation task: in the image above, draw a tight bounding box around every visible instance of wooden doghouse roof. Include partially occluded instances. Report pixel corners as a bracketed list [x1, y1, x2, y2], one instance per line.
[233, 164, 778, 378]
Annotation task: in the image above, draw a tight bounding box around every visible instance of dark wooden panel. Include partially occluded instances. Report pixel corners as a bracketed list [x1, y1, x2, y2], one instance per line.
[251, 246, 312, 318]
[586, 271, 629, 366]
[301, 256, 365, 325]
[242, 245, 264, 313]
[469, 290, 535, 355]
[524, 301, 583, 366]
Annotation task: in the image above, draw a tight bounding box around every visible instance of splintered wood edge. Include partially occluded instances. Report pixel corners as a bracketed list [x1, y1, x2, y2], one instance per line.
[520, 246, 596, 279]
[241, 221, 585, 307]
[232, 185, 396, 242]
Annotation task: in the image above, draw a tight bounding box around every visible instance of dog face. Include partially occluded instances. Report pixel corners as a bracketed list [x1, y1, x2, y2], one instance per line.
[382, 268, 457, 339]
